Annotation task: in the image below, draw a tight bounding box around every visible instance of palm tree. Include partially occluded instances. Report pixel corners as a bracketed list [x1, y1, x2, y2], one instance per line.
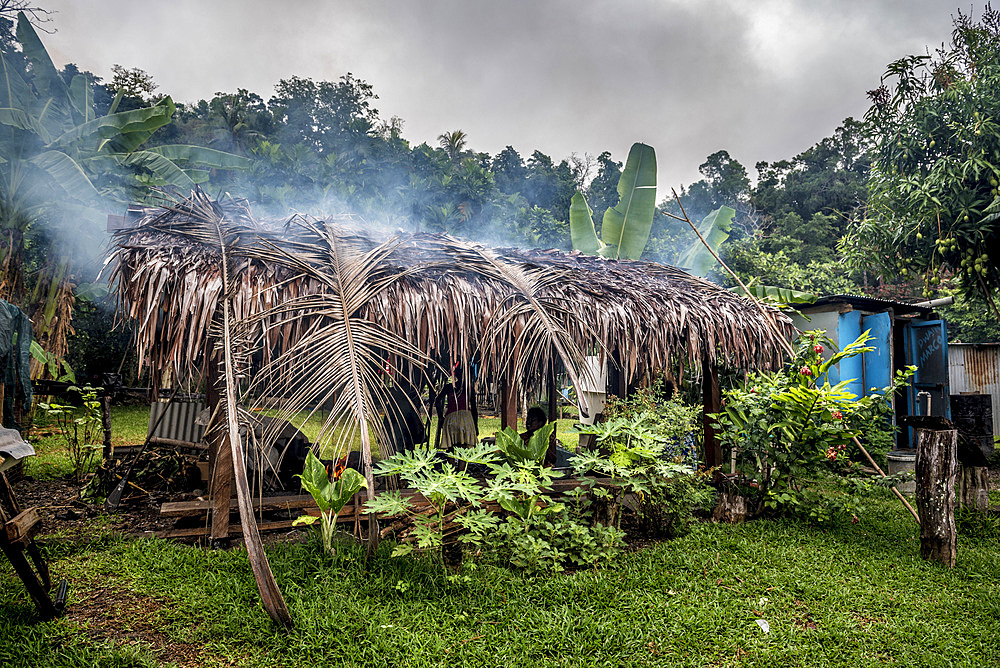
[437, 129, 468, 163]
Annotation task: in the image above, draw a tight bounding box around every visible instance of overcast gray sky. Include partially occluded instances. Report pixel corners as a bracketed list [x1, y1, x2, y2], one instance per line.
[39, 0, 964, 194]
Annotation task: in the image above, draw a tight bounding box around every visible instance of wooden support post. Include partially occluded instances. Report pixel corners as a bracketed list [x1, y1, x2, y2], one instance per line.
[206, 352, 232, 547]
[500, 378, 518, 430]
[915, 428, 958, 568]
[100, 396, 113, 461]
[702, 357, 721, 469]
[546, 356, 558, 423]
[957, 465, 989, 512]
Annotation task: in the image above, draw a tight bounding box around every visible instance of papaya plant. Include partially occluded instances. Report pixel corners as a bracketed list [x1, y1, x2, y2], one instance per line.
[293, 450, 367, 556]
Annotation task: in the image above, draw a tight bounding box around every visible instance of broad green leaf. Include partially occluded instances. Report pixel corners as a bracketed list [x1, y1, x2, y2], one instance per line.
[120, 150, 196, 188]
[69, 74, 95, 124]
[496, 423, 554, 464]
[291, 515, 319, 526]
[16, 13, 69, 102]
[328, 467, 366, 515]
[731, 283, 817, 306]
[0, 106, 46, 136]
[48, 98, 175, 154]
[296, 450, 333, 512]
[599, 142, 657, 260]
[676, 206, 735, 277]
[569, 191, 603, 254]
[29, 150, 102, 202]
[145, 144, 251, 170]
[0, 51, 35, 110]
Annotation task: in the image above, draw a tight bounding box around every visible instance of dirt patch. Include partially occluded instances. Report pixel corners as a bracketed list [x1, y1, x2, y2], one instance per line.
[66, 585, 233, 668]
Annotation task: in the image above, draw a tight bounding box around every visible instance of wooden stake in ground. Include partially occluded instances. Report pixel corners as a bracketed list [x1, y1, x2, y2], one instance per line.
[915, 428, 957, 568]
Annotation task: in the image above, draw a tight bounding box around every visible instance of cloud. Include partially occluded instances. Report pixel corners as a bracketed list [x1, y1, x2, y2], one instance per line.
[39, 0, 966, 194]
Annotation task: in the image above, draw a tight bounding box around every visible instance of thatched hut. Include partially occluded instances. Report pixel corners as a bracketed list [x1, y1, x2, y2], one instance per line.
[108, 193, 793, 544]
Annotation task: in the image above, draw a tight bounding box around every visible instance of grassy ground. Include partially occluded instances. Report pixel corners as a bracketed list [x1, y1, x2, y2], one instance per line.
[5, 406, 999, 667]
[1, 491, 998, 667]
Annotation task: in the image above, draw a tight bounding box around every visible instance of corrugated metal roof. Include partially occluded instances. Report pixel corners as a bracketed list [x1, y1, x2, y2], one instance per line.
[810, 294, 933, 317]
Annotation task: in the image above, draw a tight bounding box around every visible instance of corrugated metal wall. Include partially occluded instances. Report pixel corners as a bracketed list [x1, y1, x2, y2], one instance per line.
[948, 344, 1000, 437]
[149, 401, 207, 444]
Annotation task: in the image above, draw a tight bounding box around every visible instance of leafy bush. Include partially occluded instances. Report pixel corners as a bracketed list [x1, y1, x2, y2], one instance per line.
[574, 385, 714, 537]
[712, 330, 914, 522]
[37, 384, 103, 482]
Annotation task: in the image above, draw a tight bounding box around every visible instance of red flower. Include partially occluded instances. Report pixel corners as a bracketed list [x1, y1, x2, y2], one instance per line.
[825, 447, 837, 461]
[832, 410, 843, 420]
[800, 366, 812, 376]
[813, 344, 824, 354]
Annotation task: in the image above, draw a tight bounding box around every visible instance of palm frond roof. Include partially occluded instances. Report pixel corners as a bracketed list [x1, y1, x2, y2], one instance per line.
[109, 193, 792, 386]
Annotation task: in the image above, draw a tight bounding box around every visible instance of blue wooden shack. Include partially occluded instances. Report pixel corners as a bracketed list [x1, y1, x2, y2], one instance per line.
[791, 295, 950, 450]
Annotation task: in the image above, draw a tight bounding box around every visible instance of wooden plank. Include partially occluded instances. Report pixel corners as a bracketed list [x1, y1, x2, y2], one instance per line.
[5, 508, 41, 543]
[161, 494, 318, 517]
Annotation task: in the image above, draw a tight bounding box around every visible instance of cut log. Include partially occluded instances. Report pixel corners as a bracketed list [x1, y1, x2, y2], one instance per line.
[915, 428, 958, 568]
[956, 465, 989, 512]
[713, 491, 750, 523]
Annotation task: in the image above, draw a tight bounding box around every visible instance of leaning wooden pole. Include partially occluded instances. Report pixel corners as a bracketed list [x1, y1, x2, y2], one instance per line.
[668, 192, 920, 525]
[215, 224, 293, 630]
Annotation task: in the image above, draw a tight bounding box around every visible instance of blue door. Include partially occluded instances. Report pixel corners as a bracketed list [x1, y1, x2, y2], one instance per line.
[906, 319, 950, 418]
[861, 312, 892, 395]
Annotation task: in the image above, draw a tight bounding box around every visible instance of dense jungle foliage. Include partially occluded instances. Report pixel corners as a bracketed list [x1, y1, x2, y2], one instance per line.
[0, 7, 998, 384]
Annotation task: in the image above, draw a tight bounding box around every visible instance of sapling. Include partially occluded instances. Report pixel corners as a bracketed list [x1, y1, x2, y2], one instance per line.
[293, 450, 366, 556]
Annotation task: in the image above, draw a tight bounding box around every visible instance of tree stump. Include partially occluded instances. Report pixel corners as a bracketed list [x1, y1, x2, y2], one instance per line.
[956, 465, 989, 512]
[712, 491, 750, 523]
[915, 429, 957, 568]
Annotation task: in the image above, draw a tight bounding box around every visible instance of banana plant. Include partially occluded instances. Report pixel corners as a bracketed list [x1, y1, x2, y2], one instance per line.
[569, 142, 656, 260]
[675, 205, 735, 277]
[293, 450, 367, 556]
[0, 11, 250, 372]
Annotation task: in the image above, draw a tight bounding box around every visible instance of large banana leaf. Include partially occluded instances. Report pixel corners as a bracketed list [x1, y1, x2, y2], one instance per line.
[599, 142, 656, 260]
[120, 150, 197, 188]
[676, 205, 735, 277]
[0, 107, 47, 136]
[48, 98, 176, 154]
[29, 150, 103, 202]
[569, 191, 603, 254]
[146, 144, 252, 170]
[69, 74, 95, 125]
[0, 51, 34, 111]
[16, 13, 74, 135]
[731, 283, 817, 306]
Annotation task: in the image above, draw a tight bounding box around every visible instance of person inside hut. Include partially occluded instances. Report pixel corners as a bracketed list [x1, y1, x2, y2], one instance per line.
[435, 367, 478, 450]
[383, 382, 427, 454]
[521, 406, 558, 467]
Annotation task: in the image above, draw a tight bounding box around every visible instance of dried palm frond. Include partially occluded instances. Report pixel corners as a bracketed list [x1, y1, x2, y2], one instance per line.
[152, 190, 293, 629]
[243, 218, 437, 554]
[432, 236, 598, 416]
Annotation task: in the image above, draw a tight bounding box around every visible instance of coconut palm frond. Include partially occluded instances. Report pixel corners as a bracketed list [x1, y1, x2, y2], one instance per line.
[173, 190, 293, 629]
[242, 220, 436, 553]
[439, 237, 598, 416]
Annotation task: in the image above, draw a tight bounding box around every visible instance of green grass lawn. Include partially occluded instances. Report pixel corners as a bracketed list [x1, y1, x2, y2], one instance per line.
[1, 490, 998, 667]
[6, 405, 999, 667]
